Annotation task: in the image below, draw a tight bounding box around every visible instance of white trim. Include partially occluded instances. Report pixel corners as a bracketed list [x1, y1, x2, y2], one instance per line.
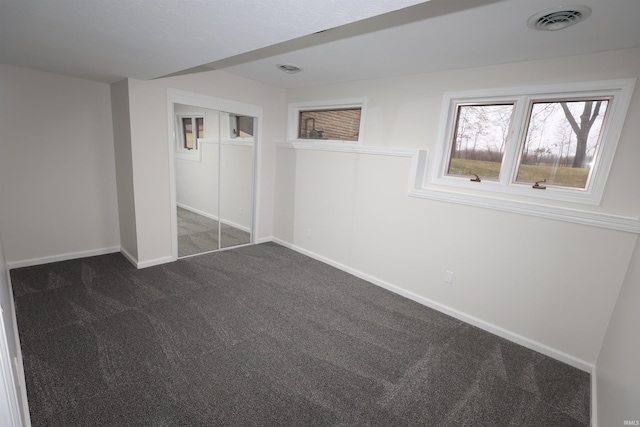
[287, 97, 367, 144]
[254, 236, 273, 244]
[270, 237, 594, 373]
[119, 246, 139, 267]
[276, 140, 415, 157]
[408, 186, 640, 234]
[5, 246, 122, 270]
[430, 78, 636, 205]
[135, 255, 174, 269]
[197, 138, 255, 148]
[220, 139, 254, 147]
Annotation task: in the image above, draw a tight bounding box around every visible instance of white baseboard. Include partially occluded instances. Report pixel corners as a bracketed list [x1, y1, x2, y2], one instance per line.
[119, 247, 138, 268]
[269, 237, 594, 373]
[6, 246, 122, 270]
[178, 203, 251, 233]
[135, 255, 175, 269]
[254, 236, 274, 244]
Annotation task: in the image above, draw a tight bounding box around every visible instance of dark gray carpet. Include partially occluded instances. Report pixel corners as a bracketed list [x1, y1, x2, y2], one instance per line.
[177, 207, 250, 257]
[11, 242, 590, 426]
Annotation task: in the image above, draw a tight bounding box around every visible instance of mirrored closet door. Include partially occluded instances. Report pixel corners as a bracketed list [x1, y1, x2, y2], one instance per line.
[173, 103, 255, 257]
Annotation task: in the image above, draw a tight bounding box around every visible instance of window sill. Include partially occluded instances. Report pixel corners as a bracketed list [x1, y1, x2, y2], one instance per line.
[409, 186, 639, 233]
[277, 140, 415, 157]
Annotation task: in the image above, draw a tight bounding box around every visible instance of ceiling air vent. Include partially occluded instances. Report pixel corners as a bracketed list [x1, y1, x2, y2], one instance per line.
[277, 64, 302, 74]
[527, 6, 592, 31]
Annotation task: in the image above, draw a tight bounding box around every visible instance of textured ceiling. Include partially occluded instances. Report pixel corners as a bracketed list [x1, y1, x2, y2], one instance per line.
[211, 0, 640, 88]
[0, 0, 428, 83]
[1, 0, 639, 87]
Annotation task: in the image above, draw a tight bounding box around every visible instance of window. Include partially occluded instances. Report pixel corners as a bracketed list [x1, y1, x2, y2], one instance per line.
[182, 116, 204, 150]
[514, 98, 609, 189]
[298, 108, 361, 141]
[176, 114, 204, 161]
[432, 79, 635, 205]
[288, 99, 366, 143]
[230, 115, 254, 139]
[447, 103, 515, 181]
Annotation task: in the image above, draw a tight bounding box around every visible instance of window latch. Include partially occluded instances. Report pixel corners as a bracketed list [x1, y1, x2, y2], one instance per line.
[533, 179, 547, 190]
[470, 173, 481, 183]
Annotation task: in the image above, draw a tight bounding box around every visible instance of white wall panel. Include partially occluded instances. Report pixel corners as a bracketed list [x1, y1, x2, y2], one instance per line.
[292, 150, 358, 266]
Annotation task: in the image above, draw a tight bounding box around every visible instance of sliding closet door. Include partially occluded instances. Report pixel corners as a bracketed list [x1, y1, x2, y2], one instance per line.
[175, 105, 220, 257]
[174, 102, 255, 257]
[219, 112, 254, 249]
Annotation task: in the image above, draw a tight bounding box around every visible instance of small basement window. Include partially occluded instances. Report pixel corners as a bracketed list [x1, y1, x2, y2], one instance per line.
[230, 115, 254, 139]
[176, 114, 205, 161]
[288, 99, 366, 143]
[431, 79, 635, 205]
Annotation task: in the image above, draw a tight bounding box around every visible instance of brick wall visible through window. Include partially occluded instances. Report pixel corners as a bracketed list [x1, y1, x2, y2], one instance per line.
[298, 108, 361, 141]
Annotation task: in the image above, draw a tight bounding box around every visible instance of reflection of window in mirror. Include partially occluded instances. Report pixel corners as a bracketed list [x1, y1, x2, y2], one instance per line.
[182, 116, 204, 150]
[231, 115, 253, 138]
[176, 114, 205, 161]
[182, 117, 193, 150]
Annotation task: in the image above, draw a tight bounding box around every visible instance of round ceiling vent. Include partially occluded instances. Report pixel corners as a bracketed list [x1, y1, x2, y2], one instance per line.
[276, 64, 302, 74]
[527, 5, 592, 31]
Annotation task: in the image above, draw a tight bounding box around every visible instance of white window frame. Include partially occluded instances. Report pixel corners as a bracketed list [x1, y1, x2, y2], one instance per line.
[287, 98, 367, 145]
[175, 114, 205, 162]
[228, 114, 255, 142]
[430, 79, 635, 205]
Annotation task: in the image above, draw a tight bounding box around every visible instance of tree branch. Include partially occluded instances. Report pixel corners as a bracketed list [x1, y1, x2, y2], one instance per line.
[560, 102, 580, 134]
[588, 100, 603, 127]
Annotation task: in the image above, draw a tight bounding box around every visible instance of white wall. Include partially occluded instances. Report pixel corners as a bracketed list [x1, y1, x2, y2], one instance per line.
[125, 71, 286, 266]
[0, 64, 121, 266]
[597, 235, 640, 425]
[275, 48, 640, 366]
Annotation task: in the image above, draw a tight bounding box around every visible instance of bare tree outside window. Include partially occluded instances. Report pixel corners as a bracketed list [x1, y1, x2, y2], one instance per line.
[515, 98, 610, 188]
[434, 80, 633, 204]
[447, 103, 514, 180]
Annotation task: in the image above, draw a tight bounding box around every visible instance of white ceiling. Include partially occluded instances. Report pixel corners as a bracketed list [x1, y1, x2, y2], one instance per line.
[0, 0, 427, 83]
[1, 0, 639, 88]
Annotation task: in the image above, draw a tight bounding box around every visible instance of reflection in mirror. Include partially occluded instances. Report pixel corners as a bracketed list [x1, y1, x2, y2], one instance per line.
[174, 104, 254, 257]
